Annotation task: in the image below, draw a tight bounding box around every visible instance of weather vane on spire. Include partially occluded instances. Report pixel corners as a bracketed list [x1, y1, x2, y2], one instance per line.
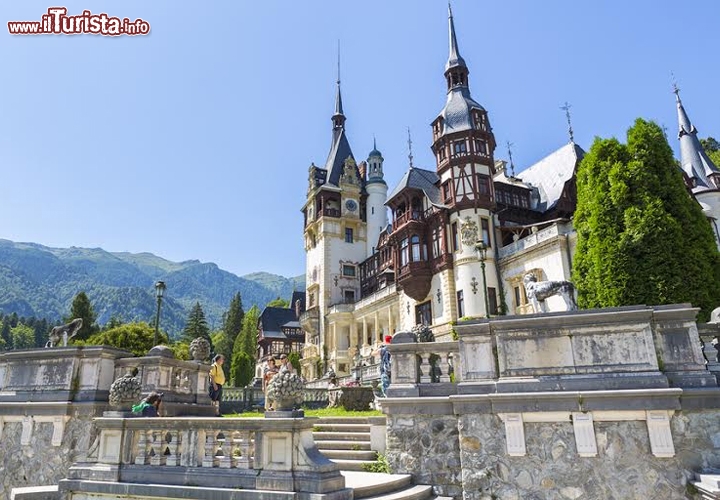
[671, 71, 681, 99]
[560, 102, 574, 143]
[507, 141, 516, 177]
[407, 127, 414, 168]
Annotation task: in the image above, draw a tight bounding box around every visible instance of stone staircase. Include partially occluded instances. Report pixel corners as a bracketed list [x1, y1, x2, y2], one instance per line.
[313, 418, 452, 500]
[312, 417, 378, 472]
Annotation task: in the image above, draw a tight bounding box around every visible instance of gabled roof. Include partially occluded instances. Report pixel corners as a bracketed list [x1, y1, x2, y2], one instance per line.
[259, 307, 302, 339]
[386, 167, 442, 206]
[516, 142, 585, 212]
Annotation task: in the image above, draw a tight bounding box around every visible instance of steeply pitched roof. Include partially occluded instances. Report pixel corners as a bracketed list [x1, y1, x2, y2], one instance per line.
[517, 142, 585, 212]
[325, 129, 355, 186]
[676, 90, 720, 192]
[436, 87, 485, 135]
[259, 307, 302, 339]
[386, 167, 442, 206]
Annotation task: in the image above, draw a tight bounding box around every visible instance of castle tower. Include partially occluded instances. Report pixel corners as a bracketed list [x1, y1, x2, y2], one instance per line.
[365, 139, 389, 256]
[430, 4, 500, 319]
[675, 86, 720, 247]
[300, 72, 368, 379]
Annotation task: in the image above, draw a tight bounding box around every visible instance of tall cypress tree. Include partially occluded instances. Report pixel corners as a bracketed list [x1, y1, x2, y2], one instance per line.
[182, 302, 211, 343]
[573, 118, 720, 320]
[215, 293, 245, 378]
[65, 291, 98, 340]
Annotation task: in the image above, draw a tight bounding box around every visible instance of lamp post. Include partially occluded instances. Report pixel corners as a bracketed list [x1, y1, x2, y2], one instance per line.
[154, 280, 166, 346]
[474, 241, 490, 318]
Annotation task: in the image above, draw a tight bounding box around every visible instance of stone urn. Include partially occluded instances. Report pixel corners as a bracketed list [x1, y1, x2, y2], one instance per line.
[108, 367, 142, 409]
[189, 337, 211, 362]
[266, 368, 304, 411]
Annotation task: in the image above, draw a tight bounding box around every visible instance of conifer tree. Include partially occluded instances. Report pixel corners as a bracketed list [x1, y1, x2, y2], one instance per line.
[230, 305, 260, 386]
[182, 302, 211, 343]
[215, 293, 245, 378]
[573, 118, 720, 320]
[65, 291, 98, 340]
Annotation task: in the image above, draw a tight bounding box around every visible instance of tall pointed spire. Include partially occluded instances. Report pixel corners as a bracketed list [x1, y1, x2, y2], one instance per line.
[407, 127, 414, 169]
[560, 102, 575, 143]
[332, 41, 345, 129]
[446, 3, 466, 71]
[674, 82, 720, 190]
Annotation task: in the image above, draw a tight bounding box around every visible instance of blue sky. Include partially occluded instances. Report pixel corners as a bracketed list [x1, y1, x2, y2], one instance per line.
[0, 1, 718, 279]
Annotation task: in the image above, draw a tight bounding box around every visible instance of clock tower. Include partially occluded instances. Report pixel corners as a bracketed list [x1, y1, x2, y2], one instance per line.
[300, 75, 370, 379]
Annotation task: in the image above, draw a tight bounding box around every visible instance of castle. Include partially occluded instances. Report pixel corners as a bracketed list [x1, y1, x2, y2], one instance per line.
[297, 5, 720, 381]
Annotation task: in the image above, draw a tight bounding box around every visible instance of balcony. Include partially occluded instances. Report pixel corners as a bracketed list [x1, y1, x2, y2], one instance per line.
[392, 210, 425, 231]
[498, 224, 561, 259]
[396, 261, 432, 301]
[327, 303, 355, 315]
[299, 307, 319, 335]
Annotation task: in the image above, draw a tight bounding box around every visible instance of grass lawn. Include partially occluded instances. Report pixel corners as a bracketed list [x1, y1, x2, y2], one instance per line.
[225, 407, 384, 418]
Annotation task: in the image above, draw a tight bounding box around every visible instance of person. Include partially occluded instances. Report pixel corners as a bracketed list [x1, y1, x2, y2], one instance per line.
[209, 354, 225, 416]
[278, 353, 296, 374]
[263, 356, 278, 411]
[132, 391, 163, 417]
[372, 335, 393, 397]
[327, 376, 340, 408]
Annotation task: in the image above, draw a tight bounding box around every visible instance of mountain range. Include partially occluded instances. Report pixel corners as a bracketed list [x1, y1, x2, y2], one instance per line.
[0, 239, 305, 337]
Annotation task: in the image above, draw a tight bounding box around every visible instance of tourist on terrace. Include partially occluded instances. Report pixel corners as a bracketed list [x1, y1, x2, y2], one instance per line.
[209, 354, 225, 416]
[132, 391, 163, 417]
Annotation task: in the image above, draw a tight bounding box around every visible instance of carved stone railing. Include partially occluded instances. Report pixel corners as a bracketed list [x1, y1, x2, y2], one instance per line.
[498, 224, 560, 259]
[387, 341, 459, 397]
[60, 416, 350, 499]
[327, 303, 354, 314]
[354, 283, 397, 311]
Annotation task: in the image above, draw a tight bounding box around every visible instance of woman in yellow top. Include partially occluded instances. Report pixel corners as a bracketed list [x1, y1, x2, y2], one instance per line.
[209, 354, 225, 416]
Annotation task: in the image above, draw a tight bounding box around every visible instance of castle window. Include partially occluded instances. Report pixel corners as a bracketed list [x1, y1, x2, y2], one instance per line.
[371, 207, 375, 215]
[345, 227, 354, 243]
[411, 235, 422, 261]
[400, 238, 409, 266]
[309, 293, 315, 308]
[344, 290, 355, 303]
[431, 226, 442, 259]
[342, 265, 356, 277]
[481, 219, 491, 247]
[453, 141, 467, 156]
[415, 301, 432, 326]
[457, 290, 465, 318]
[451, 222, 459, 251]
[477, 174, 490, 196]
[442, 181, 452, 203]
[474, 139, 487, 155]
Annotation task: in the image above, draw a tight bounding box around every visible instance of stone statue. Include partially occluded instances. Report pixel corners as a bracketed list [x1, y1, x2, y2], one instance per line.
[45, 318, 83, 348]
[412, 324, 435, 343]
[523, 273, 577, 313]
[709, 306, 720, 324]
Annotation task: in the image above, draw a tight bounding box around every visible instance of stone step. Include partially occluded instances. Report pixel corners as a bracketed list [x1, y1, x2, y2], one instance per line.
[330, 458, 379, 472]
[314, 431, 371, 442]
[697, 473, 720, 489]
[345, 472, 412, 499]
[316, 417, 384, 424]
[319, 449, 378, 461]
[360, 484, 433, 500]
[314, 439, 371, 450]
[313, 423, 371, 433]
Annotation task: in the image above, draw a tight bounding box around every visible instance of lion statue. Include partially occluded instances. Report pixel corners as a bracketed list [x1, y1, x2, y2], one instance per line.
[45, 318, 83, 347]
[523, 273, 577, 313]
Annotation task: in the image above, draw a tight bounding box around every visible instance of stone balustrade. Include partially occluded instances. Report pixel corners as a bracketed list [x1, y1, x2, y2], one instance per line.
[60, 416, 350, 500]
[387, 341, 459, 397]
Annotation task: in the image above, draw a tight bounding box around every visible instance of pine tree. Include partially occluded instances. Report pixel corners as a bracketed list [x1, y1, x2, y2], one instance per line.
[573, 118, 720, 320]
[230, 305, 260, 384]
[182, 302, 211, 343]
[65, 291, 98, 340]
[215, 293, 245, 378]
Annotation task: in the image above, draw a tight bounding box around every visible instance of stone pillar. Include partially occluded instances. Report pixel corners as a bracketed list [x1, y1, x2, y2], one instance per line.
[362, 318, 368, 346]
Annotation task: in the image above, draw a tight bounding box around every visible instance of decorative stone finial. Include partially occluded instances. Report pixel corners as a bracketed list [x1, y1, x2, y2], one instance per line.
[189, 337, 211, 362]
[108, 368, 142, 408]
[412, 324, 435, 343]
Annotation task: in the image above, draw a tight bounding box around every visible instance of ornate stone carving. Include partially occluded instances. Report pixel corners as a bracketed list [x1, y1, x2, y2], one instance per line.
[340, 157, 359, 185]
[523, 272, 577, 313]
[460, 216, 479, 249]
[45, 318, 83, 347]
[108, 367, 142, 408]
[412, 324, 435, 343]
[266, 364, 305, 411]
[189, 337, 211, 362]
